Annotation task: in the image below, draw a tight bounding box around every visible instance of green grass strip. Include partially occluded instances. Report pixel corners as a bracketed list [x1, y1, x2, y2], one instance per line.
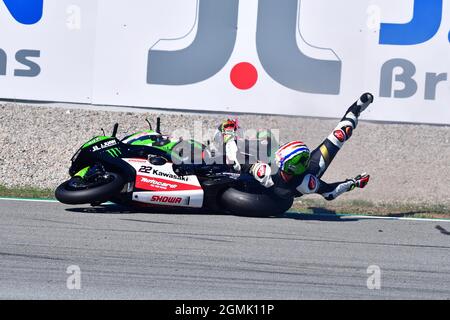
[0, 185, 55, 200]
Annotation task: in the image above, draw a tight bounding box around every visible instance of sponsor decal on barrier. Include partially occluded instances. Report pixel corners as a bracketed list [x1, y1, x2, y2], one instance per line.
[1, 0, 43, 25]
[0, 1, 43, 77]
[146, 0, 442, 102]
[2, 0, 449, 124]
[379, 0, 444, 46]
[375, 0, 448, 101]
[147, 0, 342, 94]
[0, 49, 40, 77]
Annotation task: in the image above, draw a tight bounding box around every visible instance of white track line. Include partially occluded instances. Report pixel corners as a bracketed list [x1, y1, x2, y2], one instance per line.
[1, 197, 449, 223]
[0, 197, 58, 203]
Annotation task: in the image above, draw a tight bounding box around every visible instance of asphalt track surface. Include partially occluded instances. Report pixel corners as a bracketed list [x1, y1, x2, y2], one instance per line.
[1, 199, 450, 300]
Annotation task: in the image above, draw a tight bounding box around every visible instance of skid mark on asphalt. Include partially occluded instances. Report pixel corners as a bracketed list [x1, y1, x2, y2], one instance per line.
[173, 235, 233, 243]
[6, 222, 450, 250]
[436, 225, 450, 235]
[0, 251, 66, 261]
[28, 218, 82, 226]
[120, 218, 177, 225]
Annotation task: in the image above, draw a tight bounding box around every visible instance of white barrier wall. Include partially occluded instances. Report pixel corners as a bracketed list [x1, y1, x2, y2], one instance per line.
[1, 0, 449, 124]
[0, 0, 96, 103]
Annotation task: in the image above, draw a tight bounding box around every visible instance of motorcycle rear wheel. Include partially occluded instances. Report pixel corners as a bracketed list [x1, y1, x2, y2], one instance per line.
[219, 187, 293, 217]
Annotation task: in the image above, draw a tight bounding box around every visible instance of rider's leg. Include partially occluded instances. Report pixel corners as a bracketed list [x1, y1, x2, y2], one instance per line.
[308, 93, 373, 178]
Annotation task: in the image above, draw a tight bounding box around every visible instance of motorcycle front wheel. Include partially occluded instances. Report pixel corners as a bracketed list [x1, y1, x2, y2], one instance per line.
[55, 173, 125, 205]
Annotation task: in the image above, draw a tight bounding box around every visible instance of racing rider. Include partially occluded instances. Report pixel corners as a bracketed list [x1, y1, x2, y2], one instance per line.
[210, 118, 242, 172]
[248, 93, 373, 200]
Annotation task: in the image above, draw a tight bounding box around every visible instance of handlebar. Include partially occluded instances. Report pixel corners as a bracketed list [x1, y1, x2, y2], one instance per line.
[112, 123, 119, 137]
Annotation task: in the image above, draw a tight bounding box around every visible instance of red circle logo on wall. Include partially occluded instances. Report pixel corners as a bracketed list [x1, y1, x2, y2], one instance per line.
[230, 62, 258, 90]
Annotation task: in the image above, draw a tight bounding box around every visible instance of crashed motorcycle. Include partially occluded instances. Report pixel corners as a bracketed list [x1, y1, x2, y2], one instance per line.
[55, 119, 292, 216]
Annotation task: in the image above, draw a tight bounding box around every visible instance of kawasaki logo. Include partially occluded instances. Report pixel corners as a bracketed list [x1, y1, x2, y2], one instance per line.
[152, 169, 188, 181]
[1, 0, 43, 25]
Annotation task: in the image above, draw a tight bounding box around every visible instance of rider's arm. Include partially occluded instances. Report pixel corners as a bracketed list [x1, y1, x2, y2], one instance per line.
[304, 173, 369, 200]
[225, 139, 241, 172]
[211, 129, 223, 152]
[249, 162, 274, 188]
[316, 179, 355, 200]
[295, 174, 320, 194]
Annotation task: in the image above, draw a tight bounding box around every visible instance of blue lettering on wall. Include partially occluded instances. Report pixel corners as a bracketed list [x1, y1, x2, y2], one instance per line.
[2, 0, 43, 25]
[379, 0, 442, 45]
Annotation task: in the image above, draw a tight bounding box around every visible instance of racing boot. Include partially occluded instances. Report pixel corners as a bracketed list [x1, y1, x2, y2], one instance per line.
[348, 92, 374, 118]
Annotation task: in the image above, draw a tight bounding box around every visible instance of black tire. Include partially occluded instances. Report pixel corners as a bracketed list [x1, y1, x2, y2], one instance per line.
[219, 187, 293, 217]
[55, 173, 125, 205]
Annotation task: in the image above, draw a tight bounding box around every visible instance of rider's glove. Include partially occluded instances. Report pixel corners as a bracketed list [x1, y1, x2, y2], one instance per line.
[250, 162, 274, 188]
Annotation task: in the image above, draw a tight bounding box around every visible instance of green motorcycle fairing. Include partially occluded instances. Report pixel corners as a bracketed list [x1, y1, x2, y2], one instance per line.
[122, 130, 181, 152]
[82, 136, 112, 149]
